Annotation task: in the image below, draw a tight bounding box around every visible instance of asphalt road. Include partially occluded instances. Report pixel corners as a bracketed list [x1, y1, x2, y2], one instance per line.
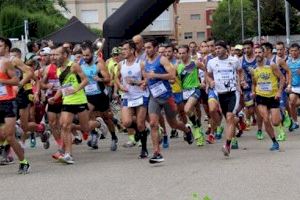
[0, 127, 300, 200]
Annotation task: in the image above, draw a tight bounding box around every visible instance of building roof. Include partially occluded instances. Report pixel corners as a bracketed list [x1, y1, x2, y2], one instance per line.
[42, 16, 98, 44]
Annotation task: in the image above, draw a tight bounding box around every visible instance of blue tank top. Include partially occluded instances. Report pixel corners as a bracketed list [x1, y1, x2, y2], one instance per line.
[288, 58, 300, 86]
[81, 62, 101, 95]
[241, 55, 256, 90]
[145, 55, 172, 99]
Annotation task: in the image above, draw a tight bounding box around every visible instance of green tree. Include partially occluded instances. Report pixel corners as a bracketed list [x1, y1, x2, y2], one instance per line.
[212, 0, 256, 44]
[0, 0, 67, 39]
[251, 0, 300, 35]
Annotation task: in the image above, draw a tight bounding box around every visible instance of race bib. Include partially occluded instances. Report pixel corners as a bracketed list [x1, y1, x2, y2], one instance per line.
[61, 84, 74, 96]
[84, 83, 99, 94]
[183, 89, 195, 100]
[150, 81, 167, 98]
[128, 97, 143, 107]
[215, 70, 234, 81]
[49, 79, 60, 90]
[0, 84, 7, 96]
[259, 82, 272, 91]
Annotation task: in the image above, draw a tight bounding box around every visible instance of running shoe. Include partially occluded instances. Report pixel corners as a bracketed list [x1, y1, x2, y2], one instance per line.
[236, 129, 243, 138]
[215, 126, 223, 140]
[270, 142, 280, 151]
[206, 133, 215, 144]
[256, 130, 264, 140]
[59, 153, 74, 164]
[52, 149, 64, 160]
[0, 145, 14, 165]
[96, 117, 109, 136]
[222, 144, 230, 156]
[88, 130, 99, 149]
[184, 124, 194, 144]
[289, 122, 299, 132]
[139, 149, 148, 159]
[111, 138, 118, 151]
[149, 153, 164, 164]
[18, 162, 31, 174]
[162, 135, 169, 149]
[231, 137, 239, 149]
[196, 130, 205, 146]
[170, 129, 179, 139]
[123, 140, 136, 148]
[41, 130, 51, 149]
[276, 129, 286, 142]
[30, 133, 36, 148]
[73, 135, 82, 145]
[283, 111, 292, 128]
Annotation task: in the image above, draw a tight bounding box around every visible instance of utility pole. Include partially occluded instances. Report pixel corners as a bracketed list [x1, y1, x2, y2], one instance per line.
[105, 0, 108, 19]
[228, 0, 231, 25]
[285, 0, 290, 46]
[24, 20, 29, 44]
[241, 0, 244, 41]
[257, 0, 261, 44]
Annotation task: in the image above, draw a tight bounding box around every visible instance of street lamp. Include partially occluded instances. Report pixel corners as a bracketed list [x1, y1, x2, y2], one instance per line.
[241, 0, 244, 41]
[285, 0, 290, 45]
[257, 0, 261, 44]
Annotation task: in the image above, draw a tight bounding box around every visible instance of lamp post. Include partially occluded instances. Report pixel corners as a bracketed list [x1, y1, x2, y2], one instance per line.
[241, 0, 244, 41]
[257, 0, 261, 44]
[285, 0, 290, 46]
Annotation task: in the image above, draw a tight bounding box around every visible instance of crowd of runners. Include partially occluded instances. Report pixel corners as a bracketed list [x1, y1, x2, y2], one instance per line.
[0, 34, 300, 174]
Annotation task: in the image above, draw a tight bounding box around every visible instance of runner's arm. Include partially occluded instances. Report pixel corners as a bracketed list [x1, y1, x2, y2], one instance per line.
[278, 59, 291, 86]
[11, 57, 33, 86]
[145, 56, 175, 80]
[72, 63, 88, 92]
[271, 64, 284, 94]
[0, 62, 19, 85]
[196, 60, 206, 71]
[97, 58, 111, 83]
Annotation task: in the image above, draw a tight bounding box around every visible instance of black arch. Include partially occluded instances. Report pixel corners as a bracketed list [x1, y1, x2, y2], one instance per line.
[102, 0, 176, 59]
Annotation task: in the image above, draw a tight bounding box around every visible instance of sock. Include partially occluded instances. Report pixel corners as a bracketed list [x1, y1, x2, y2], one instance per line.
[128, 134, 135, 143]
[20, 159, 28, 164]
[226, 140, 231, 147]
[189, 115, 197, 126]
[141, 130, 148, 151]
[111, 132, 117, 140]
[271, 137, 277, 143]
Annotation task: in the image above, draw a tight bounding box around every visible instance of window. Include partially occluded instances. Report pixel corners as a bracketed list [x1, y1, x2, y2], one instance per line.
[190, 14, 201, 20]
[197, 32, 205, 39]
[81, 10, 98, 24]
[184, 32, 193, 39]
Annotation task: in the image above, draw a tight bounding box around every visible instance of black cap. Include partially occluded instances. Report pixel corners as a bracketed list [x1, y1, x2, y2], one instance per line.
[215, 40, 228, 49]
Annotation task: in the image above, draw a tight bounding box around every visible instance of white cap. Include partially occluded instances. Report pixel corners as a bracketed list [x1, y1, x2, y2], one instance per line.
[40, 47, 51, 55]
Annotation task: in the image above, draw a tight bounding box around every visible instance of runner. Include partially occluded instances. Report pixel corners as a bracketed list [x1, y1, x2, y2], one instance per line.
[0, 37, 31, 173]
[286, 43, 300, 132]
[48, 46, 103, 164]
[177, 45, 205, 146]
[142, 38, 193, 164]
[81, 44, 117, 151]
[41, 47, 64, 158]
[206, 40, 243, 156]
[251, 46, 284, 151]
[116, 40, 149, 158]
